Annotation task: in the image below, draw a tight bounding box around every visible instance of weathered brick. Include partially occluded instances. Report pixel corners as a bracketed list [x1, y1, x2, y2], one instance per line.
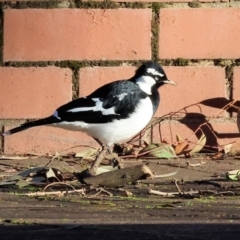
[79, 66, 136, 96]
[4, 126, 98, 155]
[233, 67, 240, 100]
[153, 121, 240, 151]
[4, 9, 152, 61]
[156, 66, 227, 118]
[232, 67, 240, 117]
[0, 67, 72, 118]
[159, 8, 240, 59]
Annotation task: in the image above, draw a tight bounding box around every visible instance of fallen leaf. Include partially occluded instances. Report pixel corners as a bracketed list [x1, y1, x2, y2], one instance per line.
[190, 133, 206, 154]
[211, 152, 224, 160]
[1, 166, 45, 182]
[46, 168, 57, 179]
[176, 134, 183, 142]
[226, 169, 240, 181]
[96, 165, 117, 175]
[16, 179, 31, 188]
[125, 190, 133, 197]
[75, 148, 96, 159]
[223, 143, 233, 154]
[140, 143, 177, 159]
[174, 142, 189, 155]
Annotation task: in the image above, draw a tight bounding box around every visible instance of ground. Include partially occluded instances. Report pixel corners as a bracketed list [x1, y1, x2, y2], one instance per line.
[0, 156, 240, 239]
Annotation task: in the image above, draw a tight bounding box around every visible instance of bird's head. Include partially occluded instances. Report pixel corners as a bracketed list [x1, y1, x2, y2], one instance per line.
[133, 61, 176, 94]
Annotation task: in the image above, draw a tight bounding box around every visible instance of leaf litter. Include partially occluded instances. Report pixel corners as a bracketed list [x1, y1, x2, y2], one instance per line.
[1, 99, 240, 198]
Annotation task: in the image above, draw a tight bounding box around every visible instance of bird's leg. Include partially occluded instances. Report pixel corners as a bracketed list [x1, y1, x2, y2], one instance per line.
[88, 143, 110, 176]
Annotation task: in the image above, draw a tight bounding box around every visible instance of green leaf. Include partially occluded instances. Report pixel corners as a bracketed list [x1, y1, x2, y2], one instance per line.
[16, 179, 31, 189]
[226, 169, 240, 181]
[190, 132, 206, 154]
[141, 143, 177, 159]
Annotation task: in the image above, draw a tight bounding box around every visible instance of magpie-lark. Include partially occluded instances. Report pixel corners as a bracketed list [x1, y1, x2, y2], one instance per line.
[3, 61, 176, 175]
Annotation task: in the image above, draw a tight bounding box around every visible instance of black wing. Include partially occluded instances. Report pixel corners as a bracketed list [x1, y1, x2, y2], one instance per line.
[56, 80, 148, 124]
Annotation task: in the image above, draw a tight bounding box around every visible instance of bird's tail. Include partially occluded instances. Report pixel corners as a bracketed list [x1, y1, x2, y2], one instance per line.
[2, 116, 59, 136]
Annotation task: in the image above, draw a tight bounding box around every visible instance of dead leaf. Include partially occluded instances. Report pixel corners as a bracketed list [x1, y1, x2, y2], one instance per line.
[1, 166, 45, 183]
[190, 132, 206, 154]
[125, 190, 133, 197]
[223, 143, 233, 154]
[174, 142, 189, 155]
[211, 152, 224, 160]
[75, 148, 96, 159]
[176, 134, 183, 142]
[46, 168, 57, 179]
[96, 165, 117, 175]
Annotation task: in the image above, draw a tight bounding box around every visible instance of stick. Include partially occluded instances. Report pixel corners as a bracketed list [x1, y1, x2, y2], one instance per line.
[20, 189, 85, 197]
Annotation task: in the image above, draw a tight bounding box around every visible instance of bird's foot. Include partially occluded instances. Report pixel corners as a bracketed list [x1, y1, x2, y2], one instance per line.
[76, 145, 122, 182]
[104, 152, 123, 169]
[87, 145, 109, 176]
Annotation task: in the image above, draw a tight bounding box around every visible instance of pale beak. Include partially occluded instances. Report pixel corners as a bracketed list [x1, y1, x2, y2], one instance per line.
[163, 79, 177, 86]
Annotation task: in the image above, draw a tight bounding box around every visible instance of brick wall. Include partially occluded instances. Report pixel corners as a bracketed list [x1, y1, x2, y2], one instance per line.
[0, 0, 240, 155]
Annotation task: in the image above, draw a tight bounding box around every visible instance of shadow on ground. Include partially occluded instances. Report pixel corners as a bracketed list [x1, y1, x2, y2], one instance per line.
[0, 223, 240, 240]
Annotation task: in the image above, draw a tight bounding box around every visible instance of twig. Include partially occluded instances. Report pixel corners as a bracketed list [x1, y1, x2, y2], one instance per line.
[154, 169, 179, 178]
[43, 182, 77, 192]
[188, 97, 240, 142]
[89, 187, 113, 197]
[20, 188, 85, 197]
[174, 179, 183, 195]
[148, 189, 178, 197]
[186, 161, 206, 167]
[213, 191, 235, 196]
[44, 153, 60, 167]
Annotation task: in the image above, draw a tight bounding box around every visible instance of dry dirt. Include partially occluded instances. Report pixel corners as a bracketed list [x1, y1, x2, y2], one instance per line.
[0, 156, 240, 239]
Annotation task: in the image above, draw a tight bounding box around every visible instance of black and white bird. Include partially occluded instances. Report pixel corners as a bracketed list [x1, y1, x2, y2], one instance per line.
[3, 61, 176, 174]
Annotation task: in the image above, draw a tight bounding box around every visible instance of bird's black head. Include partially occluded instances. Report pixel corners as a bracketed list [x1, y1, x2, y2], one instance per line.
[133, 61, 176, 94]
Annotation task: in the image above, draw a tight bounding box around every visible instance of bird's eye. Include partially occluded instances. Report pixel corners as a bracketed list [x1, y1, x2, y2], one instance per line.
[155, 77, 159, 81]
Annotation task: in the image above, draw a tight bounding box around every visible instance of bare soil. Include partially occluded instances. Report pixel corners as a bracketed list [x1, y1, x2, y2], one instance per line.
[1, 156, 240, 239]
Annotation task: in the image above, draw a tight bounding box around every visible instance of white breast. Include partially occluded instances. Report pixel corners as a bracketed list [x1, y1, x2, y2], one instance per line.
[52, 97, 154, 146]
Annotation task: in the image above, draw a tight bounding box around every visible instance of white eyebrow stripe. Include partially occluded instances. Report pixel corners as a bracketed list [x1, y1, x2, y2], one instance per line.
[147, 68, 164, 77]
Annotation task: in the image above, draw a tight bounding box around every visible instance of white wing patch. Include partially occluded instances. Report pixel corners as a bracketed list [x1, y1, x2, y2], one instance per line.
[116, 93, 128, 101]
[147, 68, 164, 77]
[67, 98, 117, 115]
[53, 111, 61, 120]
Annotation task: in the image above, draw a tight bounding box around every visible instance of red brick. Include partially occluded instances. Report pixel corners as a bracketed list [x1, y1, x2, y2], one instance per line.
[232, 67, 240, 117]
[159, 8, 240, 59]
[4, 125, 99, 155]
[233, 67, 240, 100]
[4, 9, 152, 61]
[0, 67, 72, 118]
[156, 66, 227, 118]
[79, 66, 136, 96]
[153, 121, 240, 151]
